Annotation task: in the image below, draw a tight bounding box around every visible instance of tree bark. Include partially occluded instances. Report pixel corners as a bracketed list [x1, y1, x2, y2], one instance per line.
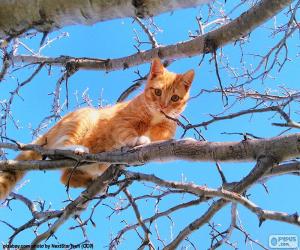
[0, 0, 209, 39]
[1, 133, 300, 171]
[66, 133, 300, 164]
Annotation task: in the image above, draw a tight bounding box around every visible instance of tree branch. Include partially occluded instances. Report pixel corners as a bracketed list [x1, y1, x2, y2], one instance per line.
[164, 156, 276, 249]
[30, 164, 122, 247]
[2, 133, 300, 171]
[12, 0, 292, 71]
[0, 0, 209, 39]
[124, 170, 300, 227]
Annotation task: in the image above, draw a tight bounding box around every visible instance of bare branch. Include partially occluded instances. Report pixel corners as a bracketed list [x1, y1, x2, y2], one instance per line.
[134, 17, 159, 48]
[30, 164, 122, 246]
[12, 0, 292, 71]
[0, 0, 210, 39]
[2, 133, 300, 171]
[164, 156, 276, 249]
[123, 188, 155, 249]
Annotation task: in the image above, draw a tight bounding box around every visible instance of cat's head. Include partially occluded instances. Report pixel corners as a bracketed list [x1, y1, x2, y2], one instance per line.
[144, 58, 195, 117]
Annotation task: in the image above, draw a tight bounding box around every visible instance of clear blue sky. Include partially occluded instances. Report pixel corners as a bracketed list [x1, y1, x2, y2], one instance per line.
[1, 2, 300, 249]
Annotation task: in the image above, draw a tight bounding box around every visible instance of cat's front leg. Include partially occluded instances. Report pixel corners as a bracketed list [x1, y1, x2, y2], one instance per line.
[112, 122, 151, 148]
[50, 135, 89, 155]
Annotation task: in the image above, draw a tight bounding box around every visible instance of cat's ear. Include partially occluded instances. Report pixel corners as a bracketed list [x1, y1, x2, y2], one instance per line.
[182, 69, 195, 89]
[150, 58, 164, 79]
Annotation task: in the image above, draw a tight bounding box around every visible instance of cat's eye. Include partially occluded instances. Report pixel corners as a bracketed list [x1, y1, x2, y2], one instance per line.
[154, 89, 162, 96]
[171, 95, 180, 102]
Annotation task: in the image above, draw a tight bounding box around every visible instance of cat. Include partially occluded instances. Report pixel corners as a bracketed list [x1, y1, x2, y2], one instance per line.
[0, 58, 195, 199]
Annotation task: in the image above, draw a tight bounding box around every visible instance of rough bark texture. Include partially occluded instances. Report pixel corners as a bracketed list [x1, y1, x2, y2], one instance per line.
[0, 0, 209, 39]
[1, 133, 300, 171]
[62, 133, 300, 164]
[12, 0, 292, 71]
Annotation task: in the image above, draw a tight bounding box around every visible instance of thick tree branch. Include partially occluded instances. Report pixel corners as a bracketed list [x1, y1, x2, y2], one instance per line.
[1, 133, 300, 171]
[0, 0, 209, 39]
[0, 159, 79, 171]
[12, 0, 292, 71]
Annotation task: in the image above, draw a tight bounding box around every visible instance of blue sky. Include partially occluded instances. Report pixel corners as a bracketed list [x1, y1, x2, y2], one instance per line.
[1, 1, 300, 249]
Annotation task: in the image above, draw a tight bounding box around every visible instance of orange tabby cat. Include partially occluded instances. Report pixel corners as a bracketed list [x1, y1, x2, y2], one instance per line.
[0, 58, 195, 199]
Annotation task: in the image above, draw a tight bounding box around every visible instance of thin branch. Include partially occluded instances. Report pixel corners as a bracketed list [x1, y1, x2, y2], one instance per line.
[0, 51, 10, 82]
[123, 188, 154, 249]
[134, 17, 159, 48]
[30, 164, 122, 246]
[110, 198, 203, 249]
[209, 203, 237, 250]
[124, 170, 300, 227]
[164, 156, 275, 249]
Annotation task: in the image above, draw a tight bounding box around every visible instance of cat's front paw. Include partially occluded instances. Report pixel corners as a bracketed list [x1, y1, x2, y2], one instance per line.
[135, 136, 151, 146]
[74, 146, 89, 155]
[58, 145, 90, 155]
[128, 136, 151, 147]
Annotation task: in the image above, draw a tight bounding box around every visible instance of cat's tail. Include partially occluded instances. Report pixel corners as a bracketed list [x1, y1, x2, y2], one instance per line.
[0, 140, 43, 200]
